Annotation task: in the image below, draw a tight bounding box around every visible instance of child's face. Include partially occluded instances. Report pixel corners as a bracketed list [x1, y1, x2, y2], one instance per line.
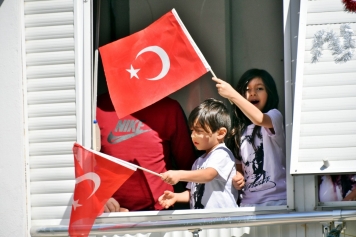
[245, 77, 268, 111]
[191, 122, 220, 154]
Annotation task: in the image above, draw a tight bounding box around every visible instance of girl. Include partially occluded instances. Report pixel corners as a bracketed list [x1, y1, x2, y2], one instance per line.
[212, 69, 286, 207]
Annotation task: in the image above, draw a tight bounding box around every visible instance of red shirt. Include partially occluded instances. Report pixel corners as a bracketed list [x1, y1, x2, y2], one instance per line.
[96, 93, 196, 211]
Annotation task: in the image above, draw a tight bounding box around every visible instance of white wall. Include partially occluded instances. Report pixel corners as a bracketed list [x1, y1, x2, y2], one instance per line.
[0, 0, 27, 236]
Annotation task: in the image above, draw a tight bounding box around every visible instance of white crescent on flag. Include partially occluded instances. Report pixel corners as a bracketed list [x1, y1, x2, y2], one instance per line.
[76, 172, 101, 198]
[126, 46, 170, 81]
[72, 172, 101, 210]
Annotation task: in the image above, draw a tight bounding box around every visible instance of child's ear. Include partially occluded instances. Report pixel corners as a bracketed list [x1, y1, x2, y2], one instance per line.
[217, 127, 227, 140]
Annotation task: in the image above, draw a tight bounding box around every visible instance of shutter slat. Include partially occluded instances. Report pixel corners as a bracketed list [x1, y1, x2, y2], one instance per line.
[307, 11, 356, 25]
[305, 23, 356, 39]
[27, 64, 75, 79]
[29, 141, 74, 156]
[29, 115, 76, 130]
[31, 206, 71, 220]
[304, 49, 356, 63]
[299, 147, 356, 162]
[28, 102, 76, 117]
[31, 193, 73, 207]
[25, 0, 73, 15]
[303, 72, 356, 87]
[300, 122, 356, 136]
[27, 89, 76, 104]
[25, 12, 73, 27]
[26, 38, 74, 53]
[29, 128, 76, 143]
[302, 85, 356, 100]
[31, 167, 75, 181]
[300, 134, 356, 149]
[301, 97, 356, 112]
[307, 0, 344, 13]
[301, 110, 356, 124]
[304, 61, 356, 75]
[30, 154, 73, 169]
[30, 180, 75, 194]
[26, 51, 75, 66]
[26, 25, 74, 40]
[27, 77, 75, 92]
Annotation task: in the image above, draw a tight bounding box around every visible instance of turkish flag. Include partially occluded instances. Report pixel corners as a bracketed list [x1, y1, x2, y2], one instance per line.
[69, 143, 136, 237]
[99, 8, 211, 118]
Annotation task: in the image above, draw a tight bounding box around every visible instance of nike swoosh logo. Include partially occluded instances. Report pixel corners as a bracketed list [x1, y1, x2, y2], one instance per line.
[107, 129, 151, 144]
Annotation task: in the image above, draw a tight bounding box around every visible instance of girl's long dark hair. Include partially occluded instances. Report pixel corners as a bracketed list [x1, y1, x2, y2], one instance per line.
[227, 69, 279, 160]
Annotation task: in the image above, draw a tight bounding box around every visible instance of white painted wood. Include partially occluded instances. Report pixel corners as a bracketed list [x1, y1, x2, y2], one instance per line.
[29, 141, 74, 156]
[30, 154, 73, 168]
[30, 167, 75, 181]
[26, 38, 74, 53]
[30, 180, 75, 194]
[307, 0, 344, 13]
[307, 11, 356, 25]
[291, 0, 356, 175]
[24, 0, 73, 15]
[306, 23, 356, 39]
[27, 77, 75, 91]
[26, 51, 75, 66]
[26, 25, 74, 40]
[303, 72, 356, 86]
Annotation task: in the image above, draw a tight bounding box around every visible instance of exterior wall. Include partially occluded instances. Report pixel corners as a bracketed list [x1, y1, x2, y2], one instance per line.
[0, 0, 27, 236]
[2, 0, 356, 236]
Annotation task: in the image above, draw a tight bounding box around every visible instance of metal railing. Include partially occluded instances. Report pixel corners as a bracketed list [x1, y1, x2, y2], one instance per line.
[30, 210, 356, 236]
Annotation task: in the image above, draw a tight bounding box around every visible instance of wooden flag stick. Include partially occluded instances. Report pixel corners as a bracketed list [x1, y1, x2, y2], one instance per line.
[135, 165, 163, 178]
[85, 145, 163, 178]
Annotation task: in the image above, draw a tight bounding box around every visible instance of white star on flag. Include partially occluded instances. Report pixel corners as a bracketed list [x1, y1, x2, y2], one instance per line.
[126, 65, 140, 79]
[72, 199, 82, 211]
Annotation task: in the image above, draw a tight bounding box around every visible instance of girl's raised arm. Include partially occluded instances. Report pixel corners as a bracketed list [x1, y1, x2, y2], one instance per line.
[212, 77, 273, 128]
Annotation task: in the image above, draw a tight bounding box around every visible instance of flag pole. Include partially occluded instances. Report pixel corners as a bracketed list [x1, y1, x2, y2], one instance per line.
[82, 144, 163, 178]
[209, 69, 233, 104]
[135, 165, 163, 178]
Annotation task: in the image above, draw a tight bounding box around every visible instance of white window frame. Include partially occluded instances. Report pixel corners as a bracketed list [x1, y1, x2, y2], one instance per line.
[91, 0, 295, 219]
[289, 0, 356, 209]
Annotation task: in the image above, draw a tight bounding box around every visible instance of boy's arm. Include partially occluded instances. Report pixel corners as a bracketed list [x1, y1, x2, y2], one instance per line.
[161, 168, 218, 185]
[159, 190, 191, 209]
[175, 190, 191, 202]
[232, 164, 245, 190]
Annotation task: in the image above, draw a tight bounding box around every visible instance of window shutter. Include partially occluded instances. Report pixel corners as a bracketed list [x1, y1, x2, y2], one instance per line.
[24, 0, 91, 226]
[291, 0, 356, 175]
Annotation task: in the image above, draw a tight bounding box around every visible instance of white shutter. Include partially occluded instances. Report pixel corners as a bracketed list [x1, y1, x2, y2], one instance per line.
[290, 0, 356, 175]
[24, 0, 92, 226]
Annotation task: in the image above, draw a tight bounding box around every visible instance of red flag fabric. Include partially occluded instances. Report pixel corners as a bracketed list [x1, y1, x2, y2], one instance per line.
[69, 143, 136, 237]
[99, 8, 210, 118]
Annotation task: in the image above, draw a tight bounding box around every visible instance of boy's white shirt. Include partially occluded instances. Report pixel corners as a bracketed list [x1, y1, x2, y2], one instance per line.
[236, 109, 287, 205]
[187, 143, 238, 209]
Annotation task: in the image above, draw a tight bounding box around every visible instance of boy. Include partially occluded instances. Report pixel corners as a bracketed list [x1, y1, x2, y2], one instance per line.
[159, 98, 239, 209]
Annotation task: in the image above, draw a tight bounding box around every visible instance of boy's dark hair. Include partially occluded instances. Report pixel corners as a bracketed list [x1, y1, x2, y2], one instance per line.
[227, 68, 279, 160]
[188, 98, 231, 134]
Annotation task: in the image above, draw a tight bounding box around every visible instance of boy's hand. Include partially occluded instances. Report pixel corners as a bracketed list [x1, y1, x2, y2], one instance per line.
[161, 170, 181, 185]
[158, 190, 177, 209]
[232, 171, 245, 190]
[104, 198, 129, 212]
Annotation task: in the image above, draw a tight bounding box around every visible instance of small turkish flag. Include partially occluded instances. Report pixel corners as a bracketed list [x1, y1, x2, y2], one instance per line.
[68, 143, 136, 237]
[99, 8, 211, 118]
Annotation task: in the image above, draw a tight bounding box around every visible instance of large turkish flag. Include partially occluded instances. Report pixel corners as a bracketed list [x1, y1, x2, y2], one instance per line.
[69, 143, 136, 237]
[99, 9, 210, 118]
